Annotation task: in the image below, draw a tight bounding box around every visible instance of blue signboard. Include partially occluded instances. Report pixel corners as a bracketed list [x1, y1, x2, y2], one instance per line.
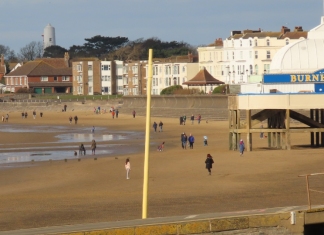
[264, 69, 324, 83]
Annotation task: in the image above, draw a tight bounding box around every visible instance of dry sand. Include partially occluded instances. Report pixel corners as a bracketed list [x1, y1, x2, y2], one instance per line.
[0, 109, 323, 231]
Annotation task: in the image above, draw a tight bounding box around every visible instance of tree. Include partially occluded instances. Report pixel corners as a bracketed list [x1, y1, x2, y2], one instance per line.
[43, 45, 68, 58]
[18, 41, 42, 61]
[0, 45, 18, 61]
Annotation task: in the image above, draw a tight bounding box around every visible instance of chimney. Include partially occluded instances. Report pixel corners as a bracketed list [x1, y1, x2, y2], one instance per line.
[188, 52, 193, 63]
[294, 26, 303, 32]
[64, 52, 70, 67]
[215, 38, 223, 46]
[281, 26, 290, 34]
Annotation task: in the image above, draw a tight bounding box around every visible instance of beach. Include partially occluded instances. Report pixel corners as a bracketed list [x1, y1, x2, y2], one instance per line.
[0, 109, 323, 231]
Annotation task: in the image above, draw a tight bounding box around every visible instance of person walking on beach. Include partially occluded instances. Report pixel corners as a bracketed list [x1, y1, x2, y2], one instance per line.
[40, 112, 43, 118]
[153, 121, 157, 132]
[188, 133, 195, 149]
[125, 158, 131, 179]
[197, 114, 201, 124]
[79, 144, 86, 156]
[1, 115, 4, 122]
[191, 114, 194, 125]
[181, 132, 188, 149]
[159, 121, 163, 132]
[116, 109, 119, 118]
[91, 139, 96, 155]
[21, 112, 24, 119]
[69, 116, 72, 124]
[91, 126, 95, 133]
[74, 115, 78, 124]
[64, 104, 67, 112]
[132, 110, 136, 118]
[5, 114, 9, 122]
[239, 139, 245, 156]
[112, 110, 115, 119]
[183, 115, 187, 125]
[25, 112, 28, 119]
[33, 110, 36, 119]
[205, 154, 214, 175]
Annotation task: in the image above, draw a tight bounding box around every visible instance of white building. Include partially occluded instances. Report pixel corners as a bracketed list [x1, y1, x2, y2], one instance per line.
[198, 27, 307, 84]
[43, 24, 56, 49]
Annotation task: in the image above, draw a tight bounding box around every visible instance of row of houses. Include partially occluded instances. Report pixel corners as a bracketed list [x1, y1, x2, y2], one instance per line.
[1, 25, 308, 95]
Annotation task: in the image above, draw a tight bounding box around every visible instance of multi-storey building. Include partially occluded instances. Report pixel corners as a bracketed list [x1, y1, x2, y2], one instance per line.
[123, 61, 147, 95]
[72, 58, 101, 95]
[198, 26, 307, 84]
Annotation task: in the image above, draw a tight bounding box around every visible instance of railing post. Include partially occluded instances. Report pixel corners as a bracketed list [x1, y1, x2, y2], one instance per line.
[306, 175, 311, 210]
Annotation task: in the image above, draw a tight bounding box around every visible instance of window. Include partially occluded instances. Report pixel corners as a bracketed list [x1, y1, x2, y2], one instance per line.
[41, 76, 48, 82]
[88, 86, 92, 93]
[117, 75, 123, 80]
[232, 52, 235, 60]
[240, 40, 242, 47]
[250, 65, 253, 75]
[88, 65, 93, 71]
[254, 40, 258, 46]
[249, 51, 252, 59]
[54, 76, 58, 81]
[132, 66, 138, 74]
[286, 39, 289, 45]
[264, 64, 270, 73]
[182, 66, 185, 72]
[20, 78, 22, 85]
[101, 65, 110, 70]
[266, 39, 270, 46]
[232, 40, 234, 47]
[118, 86, 123, 91]
[240, 51, 243, 59]
[173, 65, 179, 74]
[123, 66, 128, 74]
[255, 51, 258, 59]
[49, 38, 52, 42]
[266, 51, 271, 59]
[77, 65, 82, 72]
[62, 76, 70, 81]
[88, 76, 93, 82]
[77, 75, 82, 82]
[249, 40, 252, 46]
[255, 64, 259, 75]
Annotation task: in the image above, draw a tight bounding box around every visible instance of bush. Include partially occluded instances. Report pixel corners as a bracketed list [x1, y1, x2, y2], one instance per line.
[16, 87, 33, 93]
[160, 85, 183, 95]
[212, 85, 227, 94]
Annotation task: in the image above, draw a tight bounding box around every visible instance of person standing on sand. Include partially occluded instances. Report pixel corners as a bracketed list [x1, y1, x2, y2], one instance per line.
[153, 121, 157, 132]
[33, 110, 36, 119]
[112, 110, 115, 119]
[21, 112, 24, 119]
[159, 121, 163, 132]
[74, 116, 78, 124]
[181, 132, 188, 149]
[132, 110, 136, 118]
[5, 114, 9, 122]
[91, 139, 96, 155]
[25, 112, 27, 119]
[198, 114, 201, 124]
[116, 109, 119, 118]
[191, 114, 194, 125]
[205, 154, 214, 175]
[188, 133, 195, 149]
[183, 115, 187, 125]
[64, 104, 67, 112]
[239, 139, 245, 156]
[125, 158, 131, 179]
[69, 116, 72, 124]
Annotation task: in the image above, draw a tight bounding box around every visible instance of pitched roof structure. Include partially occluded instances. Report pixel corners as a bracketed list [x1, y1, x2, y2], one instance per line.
[5, 61, 72, 77]
[183, 68, 224, 86]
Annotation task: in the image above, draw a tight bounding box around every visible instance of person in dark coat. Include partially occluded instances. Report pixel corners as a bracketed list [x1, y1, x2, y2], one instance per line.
[79, 144, 86, 156]
[116, 109, 119, 118]
[153, 121, 157, 132]
[181, 132, 187, 149]
[158, 121, 163, 132]
[74, 115, 78, 124]
[205, 154, 214, 175]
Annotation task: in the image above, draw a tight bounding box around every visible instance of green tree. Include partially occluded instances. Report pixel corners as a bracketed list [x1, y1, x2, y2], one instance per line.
[160, 85, 183, 95]
[43, 45, 68, 58]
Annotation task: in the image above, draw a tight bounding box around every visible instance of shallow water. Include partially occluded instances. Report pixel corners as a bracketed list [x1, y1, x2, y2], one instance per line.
[0, 124, 144, 165]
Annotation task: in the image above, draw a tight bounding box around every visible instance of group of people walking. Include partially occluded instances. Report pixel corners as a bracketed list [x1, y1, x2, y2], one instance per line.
[78, 139, 97, 156]
[152, 121, 163, 132]
[180, 132, 195, 149]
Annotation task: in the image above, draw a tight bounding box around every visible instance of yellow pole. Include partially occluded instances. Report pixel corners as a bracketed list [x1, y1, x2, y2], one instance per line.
[142, 49, 153, 219]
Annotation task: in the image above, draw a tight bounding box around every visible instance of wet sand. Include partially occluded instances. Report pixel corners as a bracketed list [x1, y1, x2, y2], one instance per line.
[0, 109, 323, 231]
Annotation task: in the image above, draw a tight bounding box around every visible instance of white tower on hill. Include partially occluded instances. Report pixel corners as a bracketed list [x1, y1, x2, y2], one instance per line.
[43, 23, 56, 49]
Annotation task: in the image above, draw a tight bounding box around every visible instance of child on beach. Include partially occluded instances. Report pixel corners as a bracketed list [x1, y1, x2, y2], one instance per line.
[125, 158, 131, 179]
[157, 142, 165, 151]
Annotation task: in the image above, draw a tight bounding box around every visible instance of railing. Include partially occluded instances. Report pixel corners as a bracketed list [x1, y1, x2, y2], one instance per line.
[298, 173, 324, 210]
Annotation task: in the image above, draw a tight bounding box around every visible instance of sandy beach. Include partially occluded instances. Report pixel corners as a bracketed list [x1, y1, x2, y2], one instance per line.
[0, 109, 323, 231]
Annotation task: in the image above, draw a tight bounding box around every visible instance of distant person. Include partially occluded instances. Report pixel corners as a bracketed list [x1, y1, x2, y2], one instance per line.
[183, 115, 187, 125]
[91, 139, 96, 155]
[5, 114, 9, 122]
[132, 110, 136, 118]
[112, 110, 115, 119]
[239, 139, 245, 156]
[204, 136, 208, 146]
[91, 126, 95, 133]
[24, 112, 28, 119]
[21, 112, 24, 119]
[64, 104, 67, 112]
[153, 121, 157, 132]
[159, 121, 163, 132]
[74, 115, 78, 124]
[191, 114, 194, 124]
[69, 116, 72, 124]
[125, 158, 131, 179]
[74, 151, 77, 156]
[79, 144, 86, 156]
[181, 132, 187, 149]
[157, 142, 165, 151]
[197, 114, 201, 124]
[188, 133, 195, 149]
[180, 116, 183, 125]
[116, 109, 119, 118]
[33, 110, 36, 119]
[205, 154, 214, 175]
[1, 115, 4, 122]
[40, 112, 43, 118]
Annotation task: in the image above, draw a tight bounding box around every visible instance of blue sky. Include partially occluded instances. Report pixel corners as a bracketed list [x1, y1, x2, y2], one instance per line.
[0, 0, 323, 53]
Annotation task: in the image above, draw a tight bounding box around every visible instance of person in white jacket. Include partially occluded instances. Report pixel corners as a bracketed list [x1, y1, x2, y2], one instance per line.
[125, 158, 131, 179]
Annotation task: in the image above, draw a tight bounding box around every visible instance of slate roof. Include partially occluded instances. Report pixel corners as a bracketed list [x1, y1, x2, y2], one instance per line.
[5, 61, 72, 77]
[183, 68, 224, 85]
[34, 58, 68, 68]
[280, 31, 308, 39]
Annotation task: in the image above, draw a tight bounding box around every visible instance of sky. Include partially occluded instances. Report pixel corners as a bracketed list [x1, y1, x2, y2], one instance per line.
[0, 0, 323, 53]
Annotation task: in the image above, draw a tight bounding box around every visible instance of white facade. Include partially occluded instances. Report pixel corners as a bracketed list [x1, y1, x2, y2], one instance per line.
[115, 60, 124, 95]
[101, 61, 112, 94]
[198, 30, 306, 84]
[43, 24, 56, 49]
[149, 62, 199, 95]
